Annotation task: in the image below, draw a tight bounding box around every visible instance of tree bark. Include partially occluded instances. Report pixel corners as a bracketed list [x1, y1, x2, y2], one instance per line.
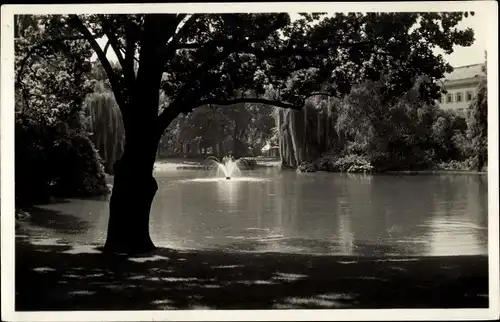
[104, 134, 163, 254]
[103, 17, 173, 254]
[104, 136, 159, 254]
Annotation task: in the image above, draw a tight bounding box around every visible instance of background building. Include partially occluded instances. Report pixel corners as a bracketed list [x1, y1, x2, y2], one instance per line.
[436, 63, 486, 118]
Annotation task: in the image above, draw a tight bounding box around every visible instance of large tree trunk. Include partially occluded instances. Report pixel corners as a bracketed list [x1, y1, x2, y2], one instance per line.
[104, 132, 159, 254]
[103, 17, 172, 254]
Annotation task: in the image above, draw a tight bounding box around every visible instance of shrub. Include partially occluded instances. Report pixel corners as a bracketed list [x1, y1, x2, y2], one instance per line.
[48, 130, 108, 197]
[435, 158, 476, 171]
[297, 153, 374, 173]
[334, 154, 373, 173]
[15, 111, 108, 206]
[297, 160, 320, 173]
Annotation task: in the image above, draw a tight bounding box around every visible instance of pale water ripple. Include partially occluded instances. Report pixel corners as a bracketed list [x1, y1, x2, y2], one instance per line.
[18, 168, 488, 257]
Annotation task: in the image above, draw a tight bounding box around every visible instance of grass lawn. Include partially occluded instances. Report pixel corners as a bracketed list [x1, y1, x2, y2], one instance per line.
[15, 235, 488, 310]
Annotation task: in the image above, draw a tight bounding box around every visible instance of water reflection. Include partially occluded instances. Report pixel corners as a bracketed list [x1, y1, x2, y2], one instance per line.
[19, 168, 488, 257]
[337, 212, 354, 255]
[216, 180, 241, 209]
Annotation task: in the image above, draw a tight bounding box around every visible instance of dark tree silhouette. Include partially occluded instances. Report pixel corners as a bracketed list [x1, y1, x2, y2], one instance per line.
[16, 12, 475, 254]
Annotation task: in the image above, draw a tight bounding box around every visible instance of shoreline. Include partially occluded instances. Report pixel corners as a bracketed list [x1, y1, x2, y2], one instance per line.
[151, 161, 487, 175]
[385, 169, 487, 175]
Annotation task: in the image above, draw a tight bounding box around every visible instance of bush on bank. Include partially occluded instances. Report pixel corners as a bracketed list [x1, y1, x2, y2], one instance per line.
[15, 111, 109, 207]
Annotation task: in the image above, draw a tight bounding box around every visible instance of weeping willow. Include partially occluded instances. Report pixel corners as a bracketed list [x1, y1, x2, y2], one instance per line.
[275, 97, 340, 168]
[83, 82, 125, 174]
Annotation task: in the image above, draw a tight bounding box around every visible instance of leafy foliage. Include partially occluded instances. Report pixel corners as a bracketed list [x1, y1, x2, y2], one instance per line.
[15, 15, 95, 126]
[15, 15, 108, 205]
[19, 13, 474, 129]
[295, 76, 475, 173]
[159, 12, 474, 114]
[467, 54, 488, 171]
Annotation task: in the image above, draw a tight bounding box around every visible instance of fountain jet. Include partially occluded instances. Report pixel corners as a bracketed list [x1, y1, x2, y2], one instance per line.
[205, 156, 243, 180]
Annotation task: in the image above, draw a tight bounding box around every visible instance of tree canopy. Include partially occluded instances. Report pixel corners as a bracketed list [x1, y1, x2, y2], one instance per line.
[17, 12, 475, 135]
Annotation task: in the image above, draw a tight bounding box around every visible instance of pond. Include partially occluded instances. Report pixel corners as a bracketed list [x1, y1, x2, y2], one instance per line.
[22, 166, 489, 257]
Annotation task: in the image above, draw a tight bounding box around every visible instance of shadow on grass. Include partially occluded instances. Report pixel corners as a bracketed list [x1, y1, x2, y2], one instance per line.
[15, 238, 489, 311]
[21, 206, 92, 234]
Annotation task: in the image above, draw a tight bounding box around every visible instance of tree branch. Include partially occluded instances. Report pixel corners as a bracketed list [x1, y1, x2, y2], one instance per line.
[177, 38, 373, 61]
[161, 43, 238, 121]
[175, 14, 188, 24]
[165, 38, 260, 113]
[68, 15, 128, 111]
[167, 40, 377, 117]
[195, 98, 302, 110]
[176, 42, 206, 49]
[247, 40, 374, 60]
[99, 17, 126, 67]
[119, 47, 140, 63]
[103, 40, 111, 56]
[123, 20, 138, 86]
[158, 39, 281, 132]
[154, 104, 183, 137]
[306, 92, 340, 99]
[168, 14, 199, 46]
[156, 14, 200, 68]
[99, 16, 138, 91]
[157, 19, 364, 133]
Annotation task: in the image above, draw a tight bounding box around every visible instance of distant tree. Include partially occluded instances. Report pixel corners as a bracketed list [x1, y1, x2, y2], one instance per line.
[467, 52, 488, 171]
[336, 79, 440, 170]
[244, 103, 275, 156]
[17, 12, 475, 254]
[158, 101, 276, 159]
[83, 81, 125, 174]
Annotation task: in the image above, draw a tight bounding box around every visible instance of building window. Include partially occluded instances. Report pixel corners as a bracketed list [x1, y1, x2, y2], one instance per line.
[438, 96, 443, 104]
[446, 93, 453, 103]
[466, 91, 473, 102]
[456, 92, 463, 103]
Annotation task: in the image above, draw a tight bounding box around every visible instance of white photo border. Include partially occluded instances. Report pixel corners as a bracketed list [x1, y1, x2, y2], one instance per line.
[2, 2, 498, 321]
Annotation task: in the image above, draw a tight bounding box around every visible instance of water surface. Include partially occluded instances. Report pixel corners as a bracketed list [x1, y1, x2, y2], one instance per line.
[22, 166, 488, 257]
